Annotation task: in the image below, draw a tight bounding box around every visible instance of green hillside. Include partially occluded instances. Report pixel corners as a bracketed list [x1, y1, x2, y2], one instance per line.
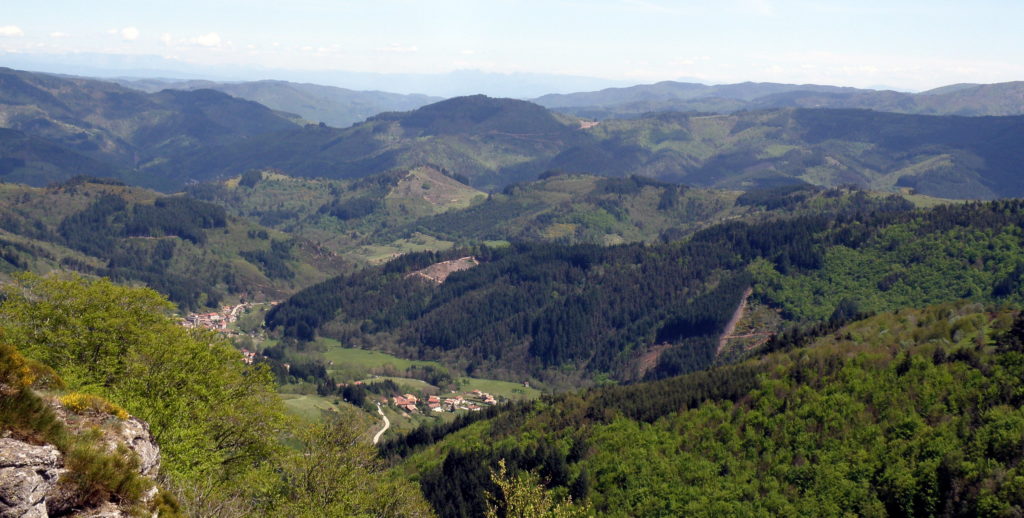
[151, 99, 1024, 199]
[387, 302, 1024, 517]
[0, 67, 298, 189]
[186, 169, 746, 262]
[116, 77, 443, 127]
[0, 177, 348, 309]
[265, 196, 1024, 387]
[5, 67, 1024, 199]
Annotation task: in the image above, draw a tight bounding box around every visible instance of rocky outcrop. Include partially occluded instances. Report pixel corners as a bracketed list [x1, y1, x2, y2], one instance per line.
[115, 418, 160, 481]
[0, 439, 64, 518]
[0, 413, 162, 518]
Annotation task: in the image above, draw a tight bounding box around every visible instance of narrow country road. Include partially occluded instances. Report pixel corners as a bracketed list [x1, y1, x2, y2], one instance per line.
[373, 403, 390, 444]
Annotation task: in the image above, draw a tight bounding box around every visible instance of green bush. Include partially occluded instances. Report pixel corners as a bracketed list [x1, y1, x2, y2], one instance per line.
[59, 392, 130, 420]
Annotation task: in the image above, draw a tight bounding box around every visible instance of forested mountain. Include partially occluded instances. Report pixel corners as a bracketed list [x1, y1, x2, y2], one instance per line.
[535, 79, 1024, 119]
[265, 196, 1024, 385]
[115, 77, 443, 127]
[0, 177, 348, 309]
[4, 67, 1024, 198]
[144, 95, 589, 190]
[533, 80, 864, 115]
[184, 168, 755, 261]
[140, 99, 1024, 198]
[0, 67, 298, 189]
[387, 303, 1024, 517]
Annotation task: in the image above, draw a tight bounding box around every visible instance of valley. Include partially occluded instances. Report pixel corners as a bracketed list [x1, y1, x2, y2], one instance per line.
[3, 60, 1024, 517]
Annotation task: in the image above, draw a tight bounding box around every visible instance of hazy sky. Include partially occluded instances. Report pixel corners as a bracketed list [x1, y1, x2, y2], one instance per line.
[2, 0, 1021, 90]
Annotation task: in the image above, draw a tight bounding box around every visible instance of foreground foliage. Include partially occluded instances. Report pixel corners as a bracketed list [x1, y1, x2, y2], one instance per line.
[0, 273, 432, 517]
[0, 338, 157, 515]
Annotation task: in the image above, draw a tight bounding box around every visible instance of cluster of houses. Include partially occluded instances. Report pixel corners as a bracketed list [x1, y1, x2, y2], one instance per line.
[181, 310, 231, 331]
[392, 393, 420, 413]
[239, 348, 258, 365]
[391, 389, 498, 414]
[181, 302, 276, 333]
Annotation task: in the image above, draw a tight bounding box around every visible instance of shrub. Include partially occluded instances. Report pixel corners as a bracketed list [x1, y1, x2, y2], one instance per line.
[48, 436, 152, 515]
[60, 392, 130, 420]
[0, 339, 35, 391]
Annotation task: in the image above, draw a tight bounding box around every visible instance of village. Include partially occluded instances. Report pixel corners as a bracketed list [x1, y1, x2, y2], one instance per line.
[180, 301, 280, 333]
[180, 303, 247, 332]
[390, 389, 499, 414]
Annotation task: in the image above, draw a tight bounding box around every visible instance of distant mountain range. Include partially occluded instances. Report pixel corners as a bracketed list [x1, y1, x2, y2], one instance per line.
[0, 66, 296, 186]
[534, 80, 1024, 118]
[3, 66, 1024, 198]
[113, 78, 442, 128]
[137, 95, 1024, 198]
[0, 51, 633, 98]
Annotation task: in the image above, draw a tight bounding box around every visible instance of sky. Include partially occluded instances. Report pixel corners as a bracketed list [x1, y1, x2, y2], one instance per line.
[2, 0, 1022, 92]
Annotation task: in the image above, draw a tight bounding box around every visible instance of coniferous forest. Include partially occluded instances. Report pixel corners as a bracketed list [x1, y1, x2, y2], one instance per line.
[4, 49, 1024, 518]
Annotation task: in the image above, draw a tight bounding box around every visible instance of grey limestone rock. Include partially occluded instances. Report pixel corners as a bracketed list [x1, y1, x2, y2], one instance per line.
[0, 410, 162, 517]
[0, 438, 65, 518]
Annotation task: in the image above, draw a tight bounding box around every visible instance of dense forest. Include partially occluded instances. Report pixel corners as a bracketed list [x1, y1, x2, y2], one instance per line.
[386, 303, 1024, 517]
[266, 195, 1024, 384]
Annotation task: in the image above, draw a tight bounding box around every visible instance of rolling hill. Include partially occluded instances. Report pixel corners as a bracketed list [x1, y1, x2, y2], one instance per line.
[535, 79, 1024, 119]
[142, 97, 1024, 198]
[115, 77, 443, 127]
[0, 67, 298, 188]
[4, 67, 1024, 199]
[265, 196, 1024, 386]
[0, 176, 349, 309]
[386, 302, 1024, 517]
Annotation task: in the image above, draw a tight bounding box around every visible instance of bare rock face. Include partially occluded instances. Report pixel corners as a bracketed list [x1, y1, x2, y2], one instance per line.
[116, 417, 160, 480]
[0, 411, 162, 517]
[0, 438, 65, 518]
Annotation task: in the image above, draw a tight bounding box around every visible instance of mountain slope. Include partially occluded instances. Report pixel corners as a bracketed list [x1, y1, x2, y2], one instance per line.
[0, 177, 349, 309]
[5, 67, 1024, 198]
[536, 80, 1024, 119]
[116, 77, 443, 127]
[389, 303, 1024, 517]
[265, 196, 1024, 385]
[146, 98, 1024, 198]
[144, 95, 590, 190]
[0, 67, 298, 188]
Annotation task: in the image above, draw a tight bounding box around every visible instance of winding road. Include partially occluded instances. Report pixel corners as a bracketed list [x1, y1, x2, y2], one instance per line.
[372, 403, 390, 444]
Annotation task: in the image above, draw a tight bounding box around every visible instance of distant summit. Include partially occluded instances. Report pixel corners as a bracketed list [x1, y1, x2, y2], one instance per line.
[376, 95, 573, 136]
[115, 78, 442, 128]
[534, 79, 1024, 118]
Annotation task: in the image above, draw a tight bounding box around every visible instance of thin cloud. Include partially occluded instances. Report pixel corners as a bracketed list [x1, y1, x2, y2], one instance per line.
[192, 32, 222, 47]
[378, 43, 419, 53]
[738, 0, 775, 16]
[620, 0, 690, 15]
[0, 25, 25, 37]
[121, 27, 140, 41]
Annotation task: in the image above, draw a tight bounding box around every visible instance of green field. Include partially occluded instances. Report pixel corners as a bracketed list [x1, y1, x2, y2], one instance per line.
[378, 400, 461, 440]
[323, 346, 445, 373]
[359, 376, 439, 393]
[324, 345, 542, 402]
[359, 233, 456, 264]
[455, 377, 541, 400]
[280, 393, 342, 421]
